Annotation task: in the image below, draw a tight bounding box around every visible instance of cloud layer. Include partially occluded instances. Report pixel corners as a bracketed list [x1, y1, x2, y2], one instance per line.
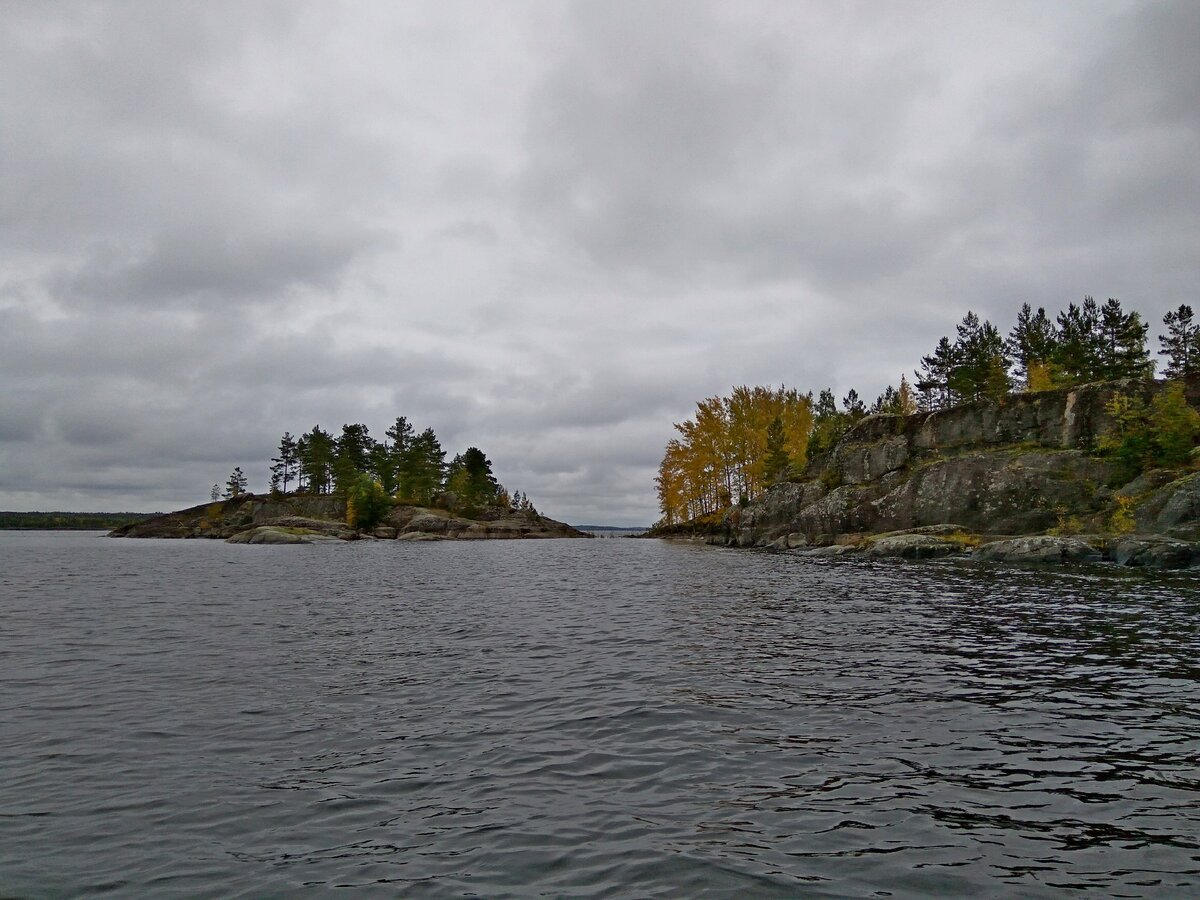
[3, 0, 1197, 524]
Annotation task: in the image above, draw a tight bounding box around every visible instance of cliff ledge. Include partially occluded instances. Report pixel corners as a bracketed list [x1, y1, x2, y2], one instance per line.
[694, 378, 1200, 567]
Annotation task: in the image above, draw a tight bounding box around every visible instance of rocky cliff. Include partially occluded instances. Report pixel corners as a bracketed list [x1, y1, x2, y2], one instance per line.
[712, 378, 1200, 556]
[110, 493, 588, 543]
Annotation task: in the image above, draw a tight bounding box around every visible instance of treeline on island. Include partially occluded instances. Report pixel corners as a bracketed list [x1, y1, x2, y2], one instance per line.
[656, 299, 1200, 526]
[0, 511, 158, 530]
[215, 417, 539, 531]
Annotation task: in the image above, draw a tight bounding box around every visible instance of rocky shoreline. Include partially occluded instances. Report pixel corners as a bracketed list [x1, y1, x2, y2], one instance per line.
[655, 378, 1200, 570]
[109, 493, 589, 543]
[672, 525, 1196, 569]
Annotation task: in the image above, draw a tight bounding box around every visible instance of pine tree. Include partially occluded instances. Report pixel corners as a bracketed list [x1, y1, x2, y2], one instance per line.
[210, 484, 220, 502]
[1160, 304, 1200, 379]
[224, 466, 248, 499]
[269, 432, 299, 497]
[445, 446, 500, 512]
[814, 388, 837, 420]
[298, 425, 335, 494]
[1097, 298, 1152, 380]
[871, 385, 899, 415]
[842, 389, 866, 420]
[403, 428, 446, 505]
[916, 336, 958, 409]
[1053, 297, 1103, 384]
[1006, 303, 1058, 388]
[871, 376, 919, 416]
[367, 443, 394, 494]
[333, 424, 374, 494]
[807, 388, 848, 463]
[383, 417, 415, 496]
[948, 311, 1010, 402]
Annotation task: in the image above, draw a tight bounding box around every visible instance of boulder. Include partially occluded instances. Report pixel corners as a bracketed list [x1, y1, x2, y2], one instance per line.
[973, 535, 1102, 565]
[1110, 535, 1196, 569]
[402, 512, 461, 535]
[865, 531, 974, 560]
[226, 526, 337, 544]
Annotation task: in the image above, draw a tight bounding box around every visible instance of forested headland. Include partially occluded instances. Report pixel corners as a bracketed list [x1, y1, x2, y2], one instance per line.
[656, 299, 1200, 527]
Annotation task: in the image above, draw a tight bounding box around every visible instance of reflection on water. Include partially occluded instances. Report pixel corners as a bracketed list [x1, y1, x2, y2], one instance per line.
[1, 532, 1197, 898]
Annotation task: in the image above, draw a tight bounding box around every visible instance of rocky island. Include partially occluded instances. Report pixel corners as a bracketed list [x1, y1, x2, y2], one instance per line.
[110, 414, 587, 543]
[110, 493, 587, 543]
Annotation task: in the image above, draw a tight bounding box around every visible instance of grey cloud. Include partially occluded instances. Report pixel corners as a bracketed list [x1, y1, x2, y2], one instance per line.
[518, 1, 940, 288]
[436, 221, 501, 246]
[3, 2, 1198, 523]
[0, 401, 43, 442]
[2, 1, 396, 311]
[55, 223, 382, 307]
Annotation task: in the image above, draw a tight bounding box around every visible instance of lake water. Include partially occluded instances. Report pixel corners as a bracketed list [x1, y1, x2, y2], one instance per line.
[1, 531, 1198, 898]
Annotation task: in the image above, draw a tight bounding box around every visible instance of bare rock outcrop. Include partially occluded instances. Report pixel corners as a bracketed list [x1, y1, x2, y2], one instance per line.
[973, 536, 1103, 565]
[110, 494, 587, 542]
[717, 378, 1200, 558]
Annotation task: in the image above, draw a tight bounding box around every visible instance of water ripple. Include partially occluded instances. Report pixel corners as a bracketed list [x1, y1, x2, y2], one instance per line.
[0, 532, 1197, 897]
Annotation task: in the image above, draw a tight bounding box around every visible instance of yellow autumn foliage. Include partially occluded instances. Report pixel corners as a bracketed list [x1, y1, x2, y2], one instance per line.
[656, 386, 812, 525]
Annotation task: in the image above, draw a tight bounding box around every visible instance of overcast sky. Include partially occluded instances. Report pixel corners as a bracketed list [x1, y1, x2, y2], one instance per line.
[2, 1, 1197, 524]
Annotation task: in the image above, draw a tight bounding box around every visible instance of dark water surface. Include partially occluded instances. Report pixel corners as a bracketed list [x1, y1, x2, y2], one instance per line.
[1, 532, 1198, 898]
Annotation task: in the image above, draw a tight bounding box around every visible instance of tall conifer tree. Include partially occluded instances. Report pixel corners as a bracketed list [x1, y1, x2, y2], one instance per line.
[1006, 303, 1058, 388]
[1160, 304, 1200, 378]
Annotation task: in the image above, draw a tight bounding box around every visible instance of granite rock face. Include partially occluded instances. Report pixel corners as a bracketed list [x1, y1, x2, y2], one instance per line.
[722, 379, 1200, 552]
[731, 449, 1113, 548]
[1131, 473, 1200, 540]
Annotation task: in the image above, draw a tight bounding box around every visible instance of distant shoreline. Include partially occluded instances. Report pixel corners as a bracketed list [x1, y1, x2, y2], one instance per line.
[0, 511, 158, 530]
